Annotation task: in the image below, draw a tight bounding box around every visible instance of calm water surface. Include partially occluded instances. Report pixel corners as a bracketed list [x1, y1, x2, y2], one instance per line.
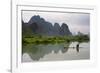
[22, 42, 90, 62]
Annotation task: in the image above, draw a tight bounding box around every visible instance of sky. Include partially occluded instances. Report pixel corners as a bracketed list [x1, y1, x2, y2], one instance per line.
[22, 11, 90, 34]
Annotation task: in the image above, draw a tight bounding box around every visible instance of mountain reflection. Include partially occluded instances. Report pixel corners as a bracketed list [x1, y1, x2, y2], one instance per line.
[22, 42, 82, 61]
[22, 42, 69, 61]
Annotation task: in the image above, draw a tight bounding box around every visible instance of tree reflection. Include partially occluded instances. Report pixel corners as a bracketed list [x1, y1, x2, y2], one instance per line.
[22, 42, 70, 61]
[22, 42, 82, 61]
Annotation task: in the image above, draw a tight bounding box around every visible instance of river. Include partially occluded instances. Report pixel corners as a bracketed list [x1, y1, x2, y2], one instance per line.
[22, 42, 90, 62]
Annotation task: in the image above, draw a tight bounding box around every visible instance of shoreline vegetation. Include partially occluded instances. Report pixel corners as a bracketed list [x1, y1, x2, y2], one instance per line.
[22, 15, 89, 45]
[22, 34, 89, 45]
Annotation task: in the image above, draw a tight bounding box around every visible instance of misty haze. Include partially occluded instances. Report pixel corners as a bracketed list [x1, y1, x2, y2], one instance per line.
[22, 10, 90, 62]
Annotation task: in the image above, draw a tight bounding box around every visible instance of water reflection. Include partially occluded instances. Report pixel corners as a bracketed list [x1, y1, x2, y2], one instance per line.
[22, 42, 87, 62]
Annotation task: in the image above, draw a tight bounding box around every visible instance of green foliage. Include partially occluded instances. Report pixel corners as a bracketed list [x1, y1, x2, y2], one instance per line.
[22, 34, 89, 45]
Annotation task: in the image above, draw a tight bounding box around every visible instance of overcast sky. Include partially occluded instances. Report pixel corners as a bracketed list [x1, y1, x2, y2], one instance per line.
[22, 11, 90, 34]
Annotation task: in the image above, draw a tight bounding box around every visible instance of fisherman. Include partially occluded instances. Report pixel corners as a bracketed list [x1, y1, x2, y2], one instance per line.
[76, 43, 79, 52]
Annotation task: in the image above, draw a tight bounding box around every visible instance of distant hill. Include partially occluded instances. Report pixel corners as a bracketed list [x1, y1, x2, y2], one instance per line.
[22, 15, 72, 36]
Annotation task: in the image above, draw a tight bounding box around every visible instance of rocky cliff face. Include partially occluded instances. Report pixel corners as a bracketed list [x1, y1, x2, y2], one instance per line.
[60, 23, 72, 36]
[53, 23, 61, 36]
[22, 15, 72, 36]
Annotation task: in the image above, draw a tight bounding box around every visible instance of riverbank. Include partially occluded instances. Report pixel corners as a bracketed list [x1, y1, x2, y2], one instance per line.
[22, 35, 89, 45]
